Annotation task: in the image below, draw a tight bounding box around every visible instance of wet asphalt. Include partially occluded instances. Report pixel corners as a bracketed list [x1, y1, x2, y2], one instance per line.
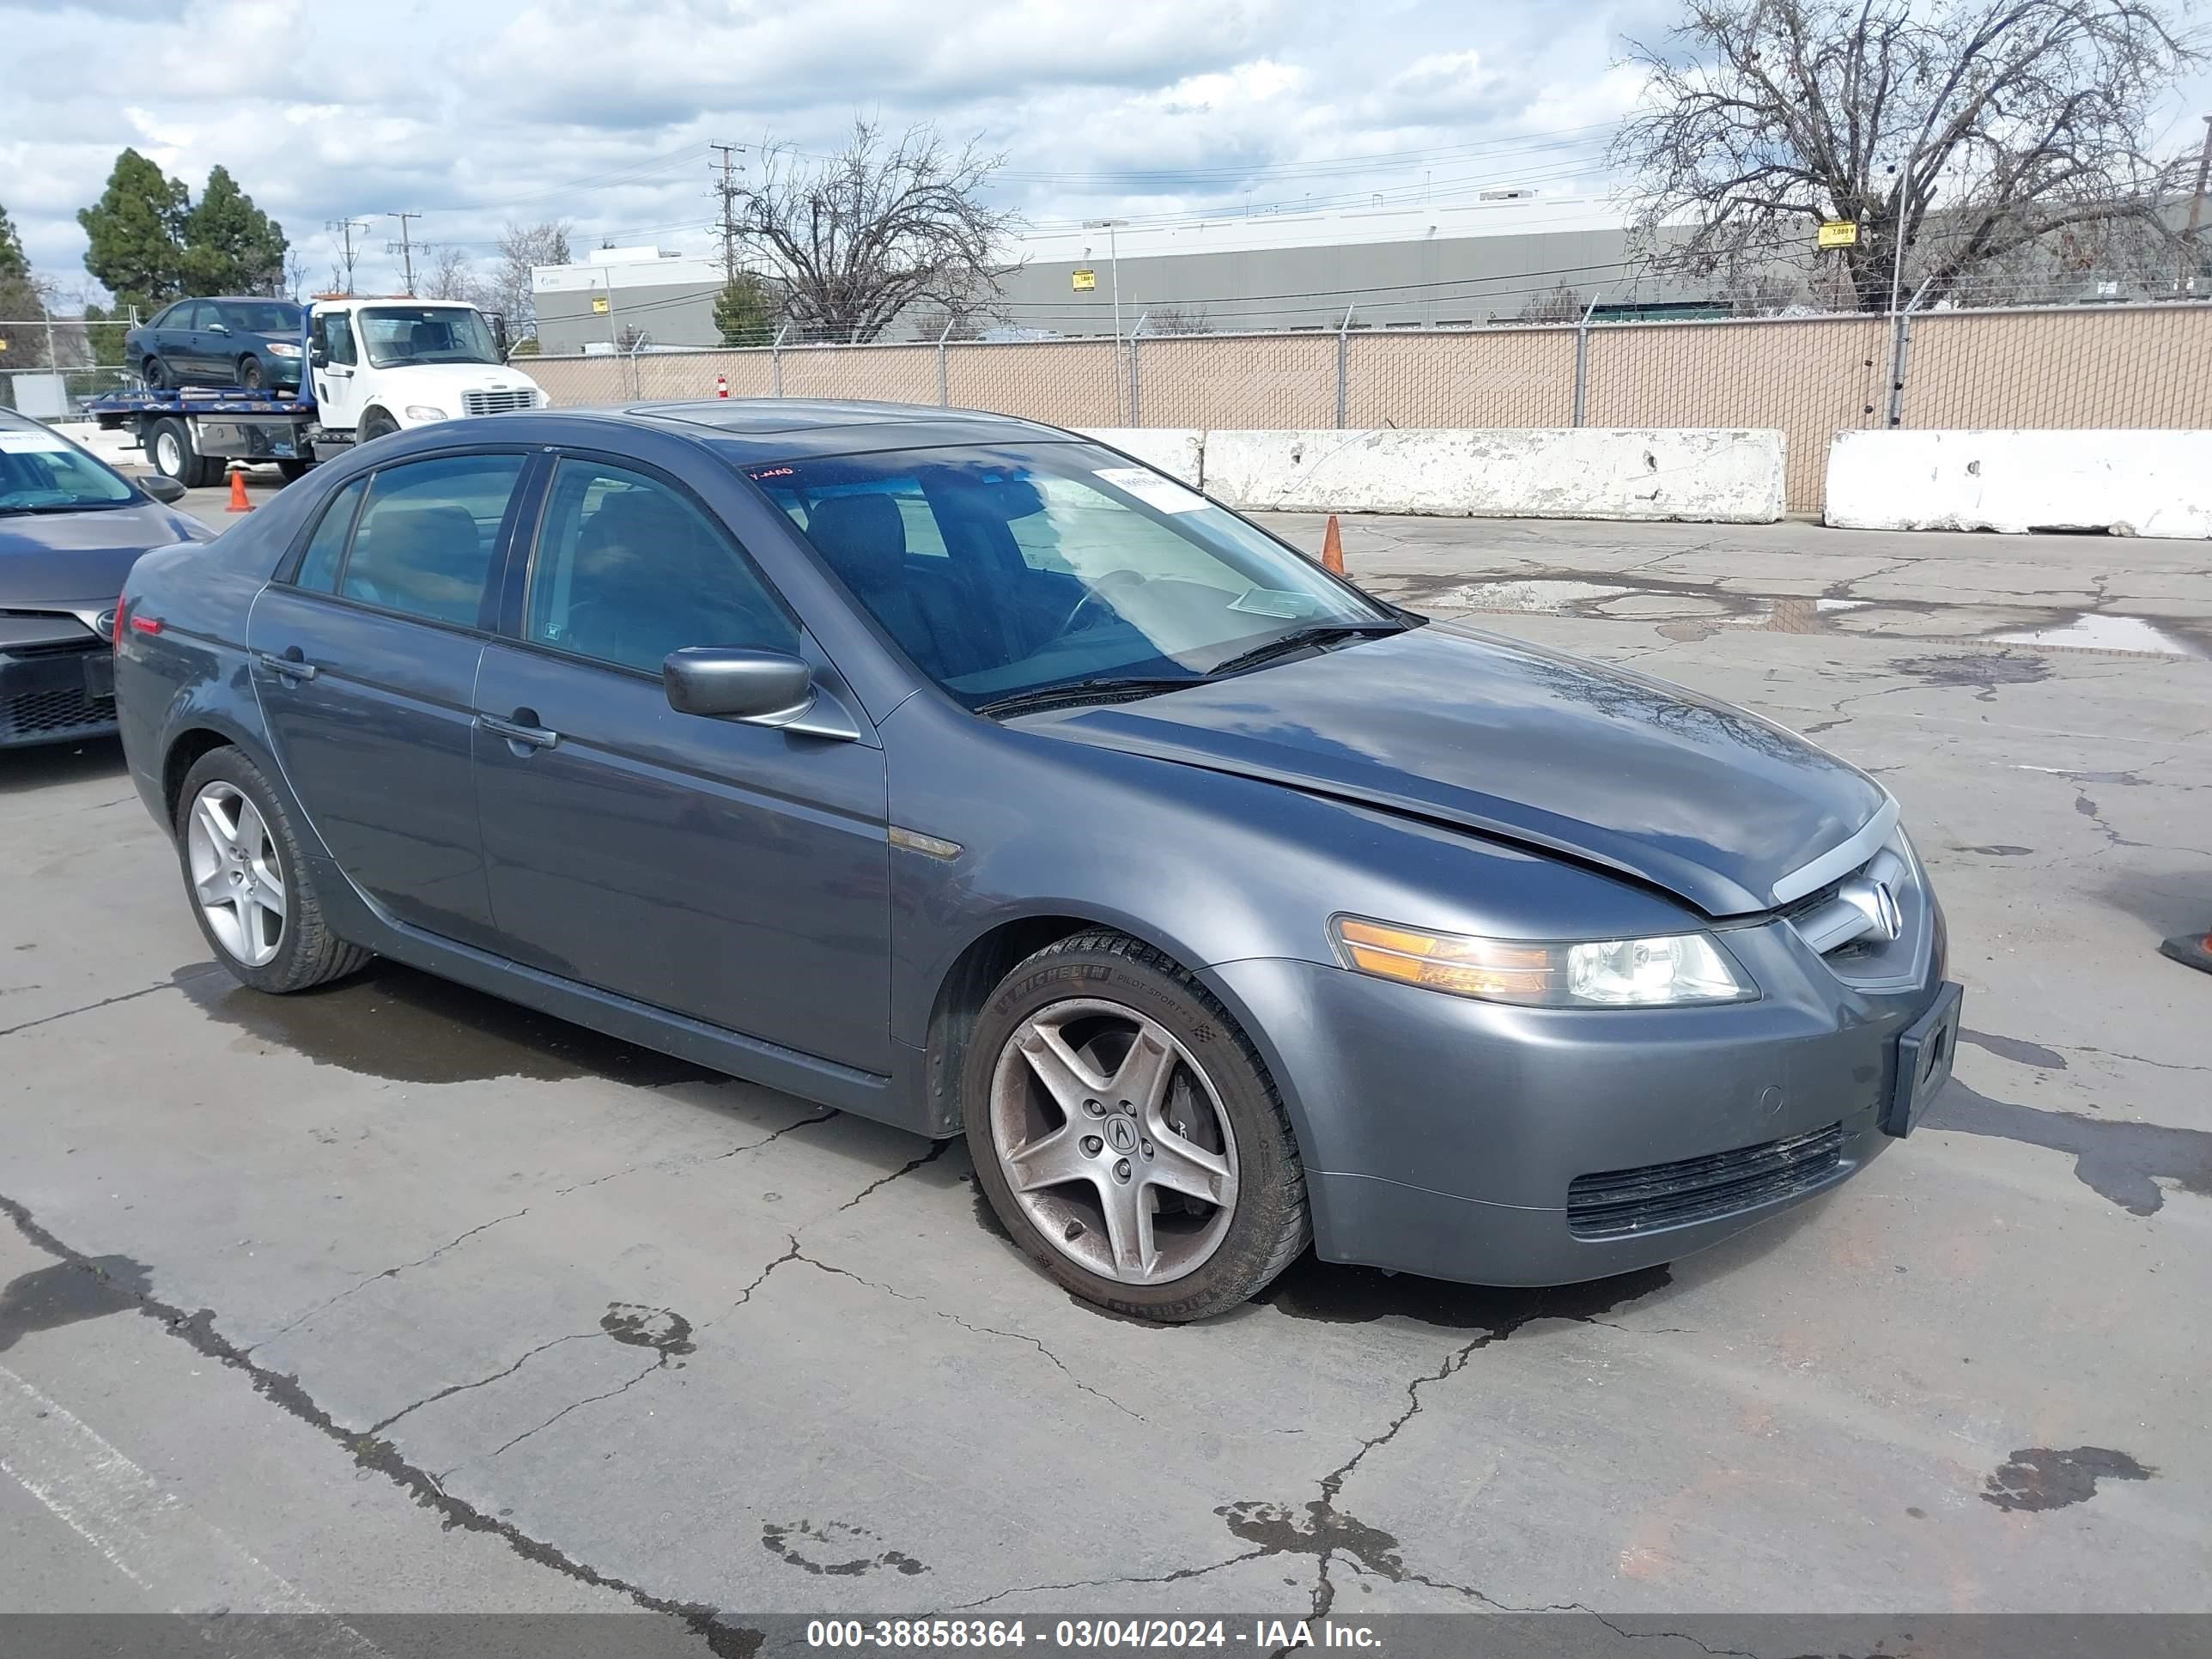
[1, 480, 2206, 1643]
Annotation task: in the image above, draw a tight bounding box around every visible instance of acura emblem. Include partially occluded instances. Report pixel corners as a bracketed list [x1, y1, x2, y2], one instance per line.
[1870, 881, 1903, 941]
[1106, 1116, 1138, 1152]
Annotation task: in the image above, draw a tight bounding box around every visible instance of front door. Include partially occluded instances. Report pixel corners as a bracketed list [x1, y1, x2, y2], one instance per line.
[308, 309, 365, 430]
[471, 454, 892, 1074]
[247, 450, 531, 948]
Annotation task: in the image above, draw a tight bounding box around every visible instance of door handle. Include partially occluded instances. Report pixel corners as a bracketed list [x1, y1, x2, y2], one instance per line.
[255, 649, 318, 682]
[479, 712, 559, 750]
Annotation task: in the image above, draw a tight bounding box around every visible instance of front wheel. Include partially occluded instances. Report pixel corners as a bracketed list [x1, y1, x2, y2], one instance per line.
[965, 931, 1310, 1322]
[142, 356, 167, 391]
[356, 408, 398, 444]
[175, 747, 371, 994]
[238, 355, 264, 391]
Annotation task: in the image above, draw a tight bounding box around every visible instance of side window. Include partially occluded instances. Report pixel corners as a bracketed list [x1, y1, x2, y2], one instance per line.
[291, 477, 368, 592]
[338, 453, 523, 627]
[150, 303, 179, 330]
[314, 313, 357, 368]
[527, 459, 799, 675]
[178, 301, 210, 331]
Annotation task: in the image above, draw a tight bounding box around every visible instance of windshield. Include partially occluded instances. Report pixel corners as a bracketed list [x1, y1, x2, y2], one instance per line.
[750, 443, 1401, 709]
[228, 302, 301, 334]
[0, 426, 137, 513]
[358, 306, 500, 368]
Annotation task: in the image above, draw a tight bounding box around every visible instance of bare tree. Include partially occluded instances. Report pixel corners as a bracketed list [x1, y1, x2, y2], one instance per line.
[732, 120, 1018, 342]
[1146, 304, 1214, 335]
[1515, 283, 1586, 324]
[487, 219, 572, 337]
[1612, 1, 2203, 311]
[419, 245, 480, 302]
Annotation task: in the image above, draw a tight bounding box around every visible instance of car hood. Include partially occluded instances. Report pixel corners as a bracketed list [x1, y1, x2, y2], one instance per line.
[0, 501, 211, 605]
[1021, 621, 1889, 918]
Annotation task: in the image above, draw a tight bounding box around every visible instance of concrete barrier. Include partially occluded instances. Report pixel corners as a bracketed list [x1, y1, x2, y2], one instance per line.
[1084, 428, 1205, 487]
[1826, 429, 2212, 538]
[1081, 427, 1785, 523]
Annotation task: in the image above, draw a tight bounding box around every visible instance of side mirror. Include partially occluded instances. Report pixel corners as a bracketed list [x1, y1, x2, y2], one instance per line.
[209, 321, 229, 335]
[490, 313, 512, 362]
[665, 647, 814, 720]
[309, 344, 329, 368]
[663, 648, 863, 740]
[142, 475, 187, 504]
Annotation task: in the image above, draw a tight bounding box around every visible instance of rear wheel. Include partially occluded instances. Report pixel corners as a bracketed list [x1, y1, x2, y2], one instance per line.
[141, 356, 167, 391]
[147, 416, 216, 489]
[965, 931, 1310, 1322]
[175, 747, 370, 994]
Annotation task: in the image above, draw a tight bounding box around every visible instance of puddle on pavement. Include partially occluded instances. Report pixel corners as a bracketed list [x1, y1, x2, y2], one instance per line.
[1258, 1254, 1672, 1332]
[1398, 573, 2200, 656]
[1991, 614, 2197, 654]
[175, 962, 714, 1087]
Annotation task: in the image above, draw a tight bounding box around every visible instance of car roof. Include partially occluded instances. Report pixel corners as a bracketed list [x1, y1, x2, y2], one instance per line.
[177, 296, 301, 308]
[613, 398, 1081, 462]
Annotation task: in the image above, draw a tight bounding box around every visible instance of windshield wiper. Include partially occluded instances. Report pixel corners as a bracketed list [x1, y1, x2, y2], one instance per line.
[975, 676, 1202, 719]
[1206, 621, 1405, 678]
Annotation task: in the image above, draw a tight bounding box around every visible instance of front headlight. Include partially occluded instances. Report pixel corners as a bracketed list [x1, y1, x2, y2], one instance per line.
[1332, 917, 1757, 1007]
[404, 404, 447, 422]
[267, 342, 302, 358]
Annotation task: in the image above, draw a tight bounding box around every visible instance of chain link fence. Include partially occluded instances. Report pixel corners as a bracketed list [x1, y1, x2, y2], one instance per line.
[0, 316, 140, 418]
[381, 299, 2212, 513]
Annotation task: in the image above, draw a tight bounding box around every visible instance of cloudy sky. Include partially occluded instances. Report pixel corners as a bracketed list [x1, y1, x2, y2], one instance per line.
[4, 0, 2209, 307]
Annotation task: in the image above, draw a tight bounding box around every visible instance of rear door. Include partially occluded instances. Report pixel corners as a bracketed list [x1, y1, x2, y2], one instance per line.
[471, 451, 892, 1073]
[167, 301, 212, 379]
[247, 449, 533, 948]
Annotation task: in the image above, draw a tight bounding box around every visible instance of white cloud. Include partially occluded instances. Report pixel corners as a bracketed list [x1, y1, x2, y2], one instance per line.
[0, 0, 1835, 303]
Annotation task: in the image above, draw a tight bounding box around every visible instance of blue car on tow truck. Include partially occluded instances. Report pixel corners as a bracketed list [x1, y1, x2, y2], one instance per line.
[88, 295, 545, 488]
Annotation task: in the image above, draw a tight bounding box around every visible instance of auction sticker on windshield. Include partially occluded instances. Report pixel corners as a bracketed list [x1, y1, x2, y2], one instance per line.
[0, 429, 70, 453]
[1094, 465, 1207, 514]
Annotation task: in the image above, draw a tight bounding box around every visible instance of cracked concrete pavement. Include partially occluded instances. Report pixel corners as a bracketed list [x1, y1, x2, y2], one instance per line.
[2, 506, 2208, 1643]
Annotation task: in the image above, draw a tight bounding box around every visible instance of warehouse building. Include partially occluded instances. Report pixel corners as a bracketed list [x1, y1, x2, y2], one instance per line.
[532, 246, 725, 355]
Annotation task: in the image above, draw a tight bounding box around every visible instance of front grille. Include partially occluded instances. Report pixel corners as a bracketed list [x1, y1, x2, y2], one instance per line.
[461, 389, 535, 416]
[1566, 1122, 1844, 1239]
[2, 682, 115, 743]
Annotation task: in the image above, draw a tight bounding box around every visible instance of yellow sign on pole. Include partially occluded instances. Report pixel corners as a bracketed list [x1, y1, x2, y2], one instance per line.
[1817, 221, 1860, 248]
[591, 294, 611, 314]
[1072, 268, 1097, 292]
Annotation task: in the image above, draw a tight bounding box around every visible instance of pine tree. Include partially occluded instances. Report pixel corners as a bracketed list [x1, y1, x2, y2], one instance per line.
[1, 203, 49, 366]
[713, 270, 776, 346]
[77, 149, 190, 319]
[182, 166, 288, 295]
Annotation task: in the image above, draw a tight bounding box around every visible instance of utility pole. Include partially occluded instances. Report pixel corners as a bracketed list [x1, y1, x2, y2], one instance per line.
[2184, 115, 2212, 296]
[710, 143, 747, 286]
[385, 211, 422, 295]
[1084, 218, 1128, 422]
[325, 218, 370, 294]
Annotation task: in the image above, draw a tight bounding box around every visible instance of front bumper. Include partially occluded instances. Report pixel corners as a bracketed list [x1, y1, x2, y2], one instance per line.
[1, 641, 117, 749]
[1206, 921, 1949, 1286]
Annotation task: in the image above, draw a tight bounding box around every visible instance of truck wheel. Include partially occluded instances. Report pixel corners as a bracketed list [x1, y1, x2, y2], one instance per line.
[276, 459, 311, 483]
[142, 356, 167, 391]
[238, 356, 264, 391]
[356, 409, 398, 445]
[148, 417, 216, 489]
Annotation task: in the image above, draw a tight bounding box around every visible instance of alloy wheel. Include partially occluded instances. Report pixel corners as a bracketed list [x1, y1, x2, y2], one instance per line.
[988, 997, 1240, 1285]
[155, 428, 182, 479]
[185, 781, 287, 968]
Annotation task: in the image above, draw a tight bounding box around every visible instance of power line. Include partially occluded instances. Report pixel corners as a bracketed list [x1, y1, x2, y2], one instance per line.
[324, 217, 371, 295]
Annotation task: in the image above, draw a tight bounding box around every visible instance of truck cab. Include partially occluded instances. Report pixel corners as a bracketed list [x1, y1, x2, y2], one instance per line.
[304, 297, 544, 444]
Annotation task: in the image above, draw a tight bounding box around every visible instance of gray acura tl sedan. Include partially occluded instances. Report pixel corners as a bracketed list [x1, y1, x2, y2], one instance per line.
[113, 400, 1961, 1321]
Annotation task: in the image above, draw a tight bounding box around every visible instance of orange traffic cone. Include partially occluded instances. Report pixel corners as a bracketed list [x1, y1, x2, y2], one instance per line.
[1320, 514, 1344, 574]
[715, 373, 729, 398]
[224, 463, 253, 514]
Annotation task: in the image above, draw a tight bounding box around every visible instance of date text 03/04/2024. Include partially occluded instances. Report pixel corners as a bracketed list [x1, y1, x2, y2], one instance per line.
[804, 1620, 1382, 1649]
